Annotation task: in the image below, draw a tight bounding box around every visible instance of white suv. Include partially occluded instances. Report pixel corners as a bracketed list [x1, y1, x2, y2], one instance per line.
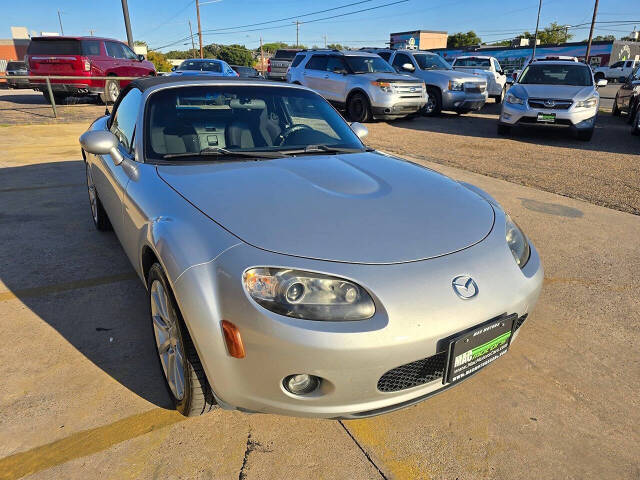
[451, 56, 507, 103]
[498, 60, 607, 141]
[287, 50, 427, 122]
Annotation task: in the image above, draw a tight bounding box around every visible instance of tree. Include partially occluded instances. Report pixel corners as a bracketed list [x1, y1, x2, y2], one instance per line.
[202, 44, 254, 66]
[521, 22, 574, 45]
[447, 31, 482, 48]
[261, 42, 292, 54]
[591, 35, 616, 42]
[147, 51, 173, 72]
[327, 43, 347, 50]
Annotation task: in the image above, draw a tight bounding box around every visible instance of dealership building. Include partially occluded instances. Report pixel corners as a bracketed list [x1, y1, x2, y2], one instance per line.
[389, 30, 448, 50]
[430, 40, 640, 72]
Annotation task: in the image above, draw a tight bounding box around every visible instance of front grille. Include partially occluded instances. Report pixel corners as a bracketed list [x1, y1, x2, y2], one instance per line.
[513, 313, 528, 331]
[464, 82, 486, 93]
[377, 351, 447, 392]
[377, 314, 529, 393]
[528, 99, 572, 110]
[393, 83, 424, 96]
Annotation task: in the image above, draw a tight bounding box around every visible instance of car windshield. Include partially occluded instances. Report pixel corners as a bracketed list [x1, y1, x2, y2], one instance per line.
[519, 64, 593, 86]
[413, 53, 451, 70]
[145, 86, 364, 161]
[179, 60, 222, 72]
[345, 56, 395, 74]
[454, 57, 491, 69]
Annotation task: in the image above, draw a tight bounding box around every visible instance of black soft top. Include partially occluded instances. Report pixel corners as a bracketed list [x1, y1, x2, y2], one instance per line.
[128, 75, 276, 91]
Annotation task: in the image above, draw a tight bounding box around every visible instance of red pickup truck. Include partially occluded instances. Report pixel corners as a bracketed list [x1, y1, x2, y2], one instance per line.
[27, 36, 156, 104]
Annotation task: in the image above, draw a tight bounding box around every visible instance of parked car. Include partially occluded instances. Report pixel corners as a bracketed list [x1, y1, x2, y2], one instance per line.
[79, 76, 542, 418]
[287, 50, 426, 122]
[594, 59, 639, 83]
[451, 56, 507, 103]
[231, 65, 261, 78]
[498, 59, 607, 141]
[267, 49, 301, 81]
[26, 36, 156, 104]
[5, 61, 29, 88]
[170, 59, 238, 77]
[612, 65, 640, 122]
[364, 49, 487, 115]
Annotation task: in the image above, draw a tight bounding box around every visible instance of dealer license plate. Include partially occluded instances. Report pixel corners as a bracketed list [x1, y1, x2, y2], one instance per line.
[444, 314, 516, 384]
[537, 112, 556, 123]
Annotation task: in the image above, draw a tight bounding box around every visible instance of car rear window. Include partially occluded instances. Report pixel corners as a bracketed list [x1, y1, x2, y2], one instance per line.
[27, 39, 83, 55]
[273, 50, 298, 60]
[454, 57, 491, 68]
[290, 53, 305, 68]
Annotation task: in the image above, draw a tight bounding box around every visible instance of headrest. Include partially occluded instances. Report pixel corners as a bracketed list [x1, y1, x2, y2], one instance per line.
[229, 98, 266, 110]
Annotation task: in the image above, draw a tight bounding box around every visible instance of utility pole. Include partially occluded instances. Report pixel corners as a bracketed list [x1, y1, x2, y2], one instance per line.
[260, 36, 265, 74]
[585, 0, 600, 64]
[324, 34, 327, 48]
[294, 20, 301, 48]
[196, 0, 204, 58]
[531, 0, 542, 61]
[57, 10, 64, 35]
[89, 29, 96, 36]
[564, 25, 569, 43]
[120, 0, 134, 48]
[188, 20, 196, 57]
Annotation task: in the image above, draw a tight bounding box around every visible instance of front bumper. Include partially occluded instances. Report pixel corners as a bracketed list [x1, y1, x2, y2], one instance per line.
[442, 89, 487, 111]
[172, 209, 543, 418]
[369, 89, 426, 118]
[500, 101, 598, 130]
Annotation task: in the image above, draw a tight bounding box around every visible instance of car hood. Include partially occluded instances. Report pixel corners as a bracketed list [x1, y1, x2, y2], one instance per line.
[156, 152, 495, 264]
[354, 72, 422, 83]
[413, 68, 484, 83]
[514, 83, 594, 99]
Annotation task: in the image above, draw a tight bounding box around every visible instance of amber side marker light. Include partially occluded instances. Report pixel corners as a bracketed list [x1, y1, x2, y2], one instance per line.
[221, 320, 246, 358]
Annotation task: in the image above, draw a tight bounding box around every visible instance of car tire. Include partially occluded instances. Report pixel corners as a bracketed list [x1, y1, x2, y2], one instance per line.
[632, 108, 640, 135]
[612, 99, 620, 116]
[493, 86, 505, 104]
[147, 263, 217, 417]
[576, 128, 594, 141]
[423, 87, 442, 116]
[85, 163, 112, 231]
[497, 123, 511, 136]
[347, 92, 372, 123]
[100, 77, 121, 104]
[626, 102, 637, 124]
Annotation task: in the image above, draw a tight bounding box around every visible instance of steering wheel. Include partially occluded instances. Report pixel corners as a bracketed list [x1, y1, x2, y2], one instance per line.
[277, 124, 314, 146]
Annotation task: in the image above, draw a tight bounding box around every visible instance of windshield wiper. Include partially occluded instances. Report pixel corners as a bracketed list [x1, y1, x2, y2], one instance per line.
[162, 147, 288, 160]
[282, 145, 368, 155]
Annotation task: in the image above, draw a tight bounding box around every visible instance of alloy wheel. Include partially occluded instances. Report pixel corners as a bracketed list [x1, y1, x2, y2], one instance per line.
[108, 81, 120, 101]
[424, 96, 435, 114]
[150, 280, 186, 400]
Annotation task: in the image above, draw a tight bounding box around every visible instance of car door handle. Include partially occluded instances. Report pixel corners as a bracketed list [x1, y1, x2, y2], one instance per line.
[324, 74, 329, 78]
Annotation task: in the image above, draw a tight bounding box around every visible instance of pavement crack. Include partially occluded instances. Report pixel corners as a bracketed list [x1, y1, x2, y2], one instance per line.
[338, 420, 388, 480]
[238, 431, 271, 480]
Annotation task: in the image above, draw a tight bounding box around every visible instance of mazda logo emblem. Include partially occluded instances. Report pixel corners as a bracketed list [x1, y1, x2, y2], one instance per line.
[452, 275, 478, 299]
[544, 99, 556, 107]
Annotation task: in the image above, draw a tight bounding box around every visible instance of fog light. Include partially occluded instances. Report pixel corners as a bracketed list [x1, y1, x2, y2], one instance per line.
[284, 374, 320, 395]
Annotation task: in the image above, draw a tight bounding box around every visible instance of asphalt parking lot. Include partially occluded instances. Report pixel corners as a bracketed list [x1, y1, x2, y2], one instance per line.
[0, 89, 638, 479]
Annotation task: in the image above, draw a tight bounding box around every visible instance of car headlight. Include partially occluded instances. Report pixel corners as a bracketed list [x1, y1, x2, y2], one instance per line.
[575, 96, 598, 108]
[505, 93, 524, 105]
[505, 215, 530, 269]
[448, 80, 464, 91]
[243, 267, 375, 321]
[371, 81, 393, 93]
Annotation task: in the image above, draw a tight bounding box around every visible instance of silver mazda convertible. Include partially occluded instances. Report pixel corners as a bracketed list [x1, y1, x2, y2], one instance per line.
[79, 76, 543, 418]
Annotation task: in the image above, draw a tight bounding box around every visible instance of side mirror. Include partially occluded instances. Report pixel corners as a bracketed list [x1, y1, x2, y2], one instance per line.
[498, 69, 504, 75]
[402, 63, 415, 72]
[137, 54, 145, 62]
[171, 66, 177, 71]
[79, 130, 124, 165]
[596, 78, 608, 88]
[350, 122, 368, 139]
[506, 77, 514, 85]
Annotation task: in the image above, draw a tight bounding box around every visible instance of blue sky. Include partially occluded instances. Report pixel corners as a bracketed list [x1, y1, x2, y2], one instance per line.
[2, 0, 636, 51]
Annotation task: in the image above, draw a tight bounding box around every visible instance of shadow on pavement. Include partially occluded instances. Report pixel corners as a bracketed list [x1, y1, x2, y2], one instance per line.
[0, 160, 172, 408]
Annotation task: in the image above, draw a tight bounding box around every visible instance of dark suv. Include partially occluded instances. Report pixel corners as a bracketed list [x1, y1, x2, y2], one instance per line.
[27, 36, 156, 103]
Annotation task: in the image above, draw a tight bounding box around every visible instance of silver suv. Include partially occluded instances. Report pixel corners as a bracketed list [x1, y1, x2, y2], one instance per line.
[365, 49, 487, 115]
[286, 50, 427, 122]
[498, 60, 607, 141]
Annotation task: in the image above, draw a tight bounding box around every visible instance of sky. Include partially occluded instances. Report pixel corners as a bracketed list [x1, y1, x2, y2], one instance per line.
[1, 0, 636, 52]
